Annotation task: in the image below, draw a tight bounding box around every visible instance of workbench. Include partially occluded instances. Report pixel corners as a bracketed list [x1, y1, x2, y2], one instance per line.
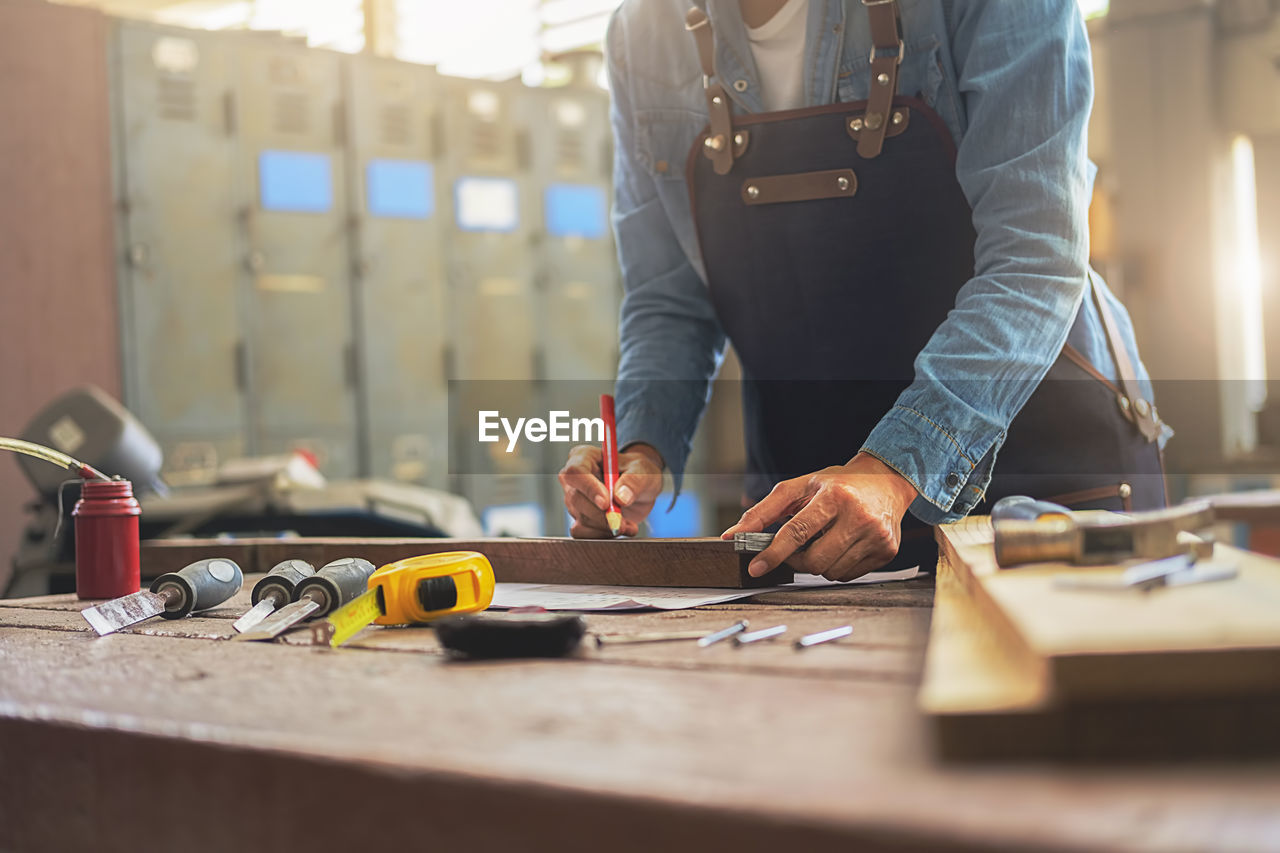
[2, 567, 1279, 852]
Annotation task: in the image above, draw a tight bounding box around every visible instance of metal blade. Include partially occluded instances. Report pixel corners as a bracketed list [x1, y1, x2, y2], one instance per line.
[232, 599, 320, 642]
[81, 591, 167, 636]
[232, 599, 278, 634]
[1164, 561, 1238, 587]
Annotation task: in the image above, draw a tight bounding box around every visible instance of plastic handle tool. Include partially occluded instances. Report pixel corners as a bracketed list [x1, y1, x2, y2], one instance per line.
[151, 558, 244, 619]
[233, 559, 317, 634]
[252, 559, 317, 606]
[295, 557, 378, 618]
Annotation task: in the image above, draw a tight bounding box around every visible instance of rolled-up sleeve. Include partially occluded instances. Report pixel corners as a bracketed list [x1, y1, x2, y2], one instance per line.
[606, 11, 727, 492]
[861, 0, 1096, 525]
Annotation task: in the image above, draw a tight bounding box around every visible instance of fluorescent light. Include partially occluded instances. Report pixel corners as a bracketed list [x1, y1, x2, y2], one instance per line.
[1232, 135, 1268, 411]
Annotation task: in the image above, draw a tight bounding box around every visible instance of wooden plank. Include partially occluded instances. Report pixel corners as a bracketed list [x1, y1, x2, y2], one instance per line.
[920, 540, 1280, 761]
[141, 537, 794, 589]
[937, 517, 1280, 701]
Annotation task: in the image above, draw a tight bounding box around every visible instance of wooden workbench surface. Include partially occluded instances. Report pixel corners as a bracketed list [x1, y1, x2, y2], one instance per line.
[2, 575, 1279, 852]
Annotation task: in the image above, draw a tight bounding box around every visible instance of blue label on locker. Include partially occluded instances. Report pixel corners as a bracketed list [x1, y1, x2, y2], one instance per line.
[544, 183, 607, 239]
[366, 159, 435, 220]
[258, 150, 333, 213]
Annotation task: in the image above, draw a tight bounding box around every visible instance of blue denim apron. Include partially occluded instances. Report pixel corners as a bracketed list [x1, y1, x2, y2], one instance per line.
[684, 2, 1165, 568]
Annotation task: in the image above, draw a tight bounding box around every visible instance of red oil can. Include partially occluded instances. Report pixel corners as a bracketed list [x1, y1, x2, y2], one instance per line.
[72, 479, 141, 599]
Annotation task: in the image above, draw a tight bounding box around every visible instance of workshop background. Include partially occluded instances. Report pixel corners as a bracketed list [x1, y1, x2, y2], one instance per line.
[1, 0, 1279, 595]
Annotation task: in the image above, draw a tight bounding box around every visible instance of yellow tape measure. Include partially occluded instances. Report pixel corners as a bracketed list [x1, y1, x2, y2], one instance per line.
[319, 551, 496, 648]
[323, 586, 385, 648]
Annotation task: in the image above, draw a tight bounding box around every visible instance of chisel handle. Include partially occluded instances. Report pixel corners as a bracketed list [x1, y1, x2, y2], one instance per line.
[294, 558, 376, 618]
[990, 496, 1072, 523]
[251, 559, 316, 605]
[151, 558, 244, 619]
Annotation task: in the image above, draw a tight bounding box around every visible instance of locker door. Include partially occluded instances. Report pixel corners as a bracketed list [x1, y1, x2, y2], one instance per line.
[112, 22, 245, 482]
[524, 87, 621, 531]
[440, 79, 544, 531]
[345, 57, 449, 487]
[234, 42, 357, 476]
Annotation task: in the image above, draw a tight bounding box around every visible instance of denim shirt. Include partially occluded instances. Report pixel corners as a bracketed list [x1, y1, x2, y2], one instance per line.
[607, 0, 1162, 525]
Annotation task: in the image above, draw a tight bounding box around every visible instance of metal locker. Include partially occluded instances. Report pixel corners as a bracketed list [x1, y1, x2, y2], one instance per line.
[110, 21, 246, 483]
[526, 85, 619, 382]
[439, 77, 544, 532]
[344, 56, 449, 488]
[232, 37, 357, 476]
[520, 85, 620, 532]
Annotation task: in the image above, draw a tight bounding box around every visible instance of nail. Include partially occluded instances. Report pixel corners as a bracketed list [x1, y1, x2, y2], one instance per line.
[616, 485, 633, 505]
[748, 558, 768, 577]
[595, 495, 608, 510]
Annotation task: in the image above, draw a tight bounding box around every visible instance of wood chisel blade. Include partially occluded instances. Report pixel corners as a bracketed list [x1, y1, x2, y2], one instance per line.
[232, 599, 278, 634]
[233, 599, 320, 641]
[80, 591, 168, 636]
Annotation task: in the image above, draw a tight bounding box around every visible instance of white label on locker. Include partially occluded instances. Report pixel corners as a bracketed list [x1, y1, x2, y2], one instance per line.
[455, 177, 519, 232]
[256, 274, 325, 293]
[152, 37, 198, 74]
[478, 277, 523, 297]
[467, 90, 501, 120]
[554, 99, 586, 128]
[48, 416, 85, 455]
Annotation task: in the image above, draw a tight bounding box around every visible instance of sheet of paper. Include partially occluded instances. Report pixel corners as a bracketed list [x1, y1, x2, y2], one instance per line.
[490, 566, 919, 612]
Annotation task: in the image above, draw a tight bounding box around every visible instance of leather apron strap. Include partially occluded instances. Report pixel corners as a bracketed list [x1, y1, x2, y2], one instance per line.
[859, 0, 904, 159]
[1088, 276, 1162, 443]
[685, 7, 737, 175]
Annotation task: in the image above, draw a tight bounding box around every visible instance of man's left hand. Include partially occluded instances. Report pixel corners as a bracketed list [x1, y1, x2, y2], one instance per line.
[720, 453, 919, 581]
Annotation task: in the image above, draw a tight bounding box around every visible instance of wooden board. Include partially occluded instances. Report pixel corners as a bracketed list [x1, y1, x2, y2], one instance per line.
[140, 537, 793, 589]
[920, 539, 1280, 761]
[938, 517, 1280, 700]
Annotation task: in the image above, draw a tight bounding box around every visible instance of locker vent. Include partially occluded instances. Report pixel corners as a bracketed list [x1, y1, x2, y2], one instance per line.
[470, 120, 501, 161]
[157, 75, 196, 121]
[381, 104, 411, 147]
[274, 92, 310, 134]
[556, 131, 585, 172]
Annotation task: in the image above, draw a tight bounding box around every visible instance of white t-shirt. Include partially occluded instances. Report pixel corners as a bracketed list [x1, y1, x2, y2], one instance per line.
[745, 0, 809, 112]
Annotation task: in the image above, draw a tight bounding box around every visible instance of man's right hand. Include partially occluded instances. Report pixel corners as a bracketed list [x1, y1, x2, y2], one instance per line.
[558, 443, 664, 538]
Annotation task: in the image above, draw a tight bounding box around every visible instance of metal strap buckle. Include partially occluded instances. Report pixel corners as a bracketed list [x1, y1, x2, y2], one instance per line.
[861, 0, 897, 5]
[869, 39, 905, 65]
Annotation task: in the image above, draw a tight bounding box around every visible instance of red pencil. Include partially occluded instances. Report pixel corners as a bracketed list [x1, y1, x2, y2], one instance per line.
[599, 394, 622, 537]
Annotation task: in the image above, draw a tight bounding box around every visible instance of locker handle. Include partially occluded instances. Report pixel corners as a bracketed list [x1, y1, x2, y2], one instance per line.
[234, 341, 249, 391]
[223, 90, 237, 136]
[344, 342, 358, 388]
[333, 101, 347, 147]
[442, 344, 457, 384]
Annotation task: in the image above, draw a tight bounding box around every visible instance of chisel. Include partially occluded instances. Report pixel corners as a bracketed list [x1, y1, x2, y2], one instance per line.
[232, 559, 317, 634]
[311, 551, 495, 648]
[80, 558, 243, 636]
[234, 557, 375, 642]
